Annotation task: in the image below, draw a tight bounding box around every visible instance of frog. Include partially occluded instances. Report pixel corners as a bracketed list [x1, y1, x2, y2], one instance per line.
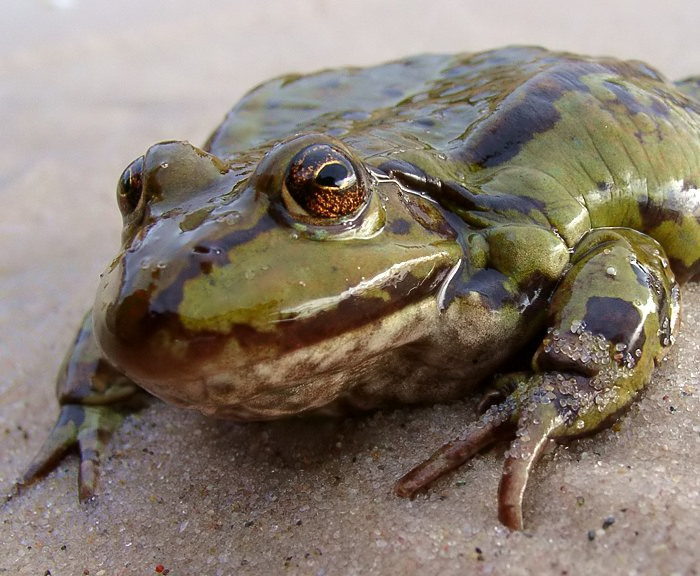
[18, 46, 700, 531]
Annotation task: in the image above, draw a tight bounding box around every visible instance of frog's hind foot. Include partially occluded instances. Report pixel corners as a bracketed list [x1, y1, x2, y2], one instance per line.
[18, 403, 125, 501]
[496, 394, 562, 530]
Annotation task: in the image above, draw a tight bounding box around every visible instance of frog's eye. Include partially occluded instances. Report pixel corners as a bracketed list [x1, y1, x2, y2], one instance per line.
[117, 155, 145, 216]
[282, 144, 367, 219]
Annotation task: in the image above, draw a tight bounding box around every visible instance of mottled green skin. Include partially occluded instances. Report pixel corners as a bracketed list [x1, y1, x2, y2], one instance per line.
[20, 47, 700, 530]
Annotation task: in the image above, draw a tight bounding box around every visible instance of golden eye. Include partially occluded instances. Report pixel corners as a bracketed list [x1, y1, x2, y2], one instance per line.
[117, 155, 145, 216]
[283, 144, 367, 219]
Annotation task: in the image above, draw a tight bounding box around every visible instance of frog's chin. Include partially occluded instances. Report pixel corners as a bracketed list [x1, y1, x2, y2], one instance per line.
[149, 365, 372, 421]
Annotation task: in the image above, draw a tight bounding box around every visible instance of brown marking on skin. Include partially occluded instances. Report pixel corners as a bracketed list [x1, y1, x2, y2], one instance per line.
[191, 242, 230, 275]
[103, 259, 454, 385]
[388, 218, 411, 234]
[458, 63, 595, 168]
[142, 216, 278, 317]
[443, 268, 515, 310]
[400, 192, 458, 238]
[440, 180, 547, 219]
[668, 256, 700, 284]
[378, 159, 438, 190]
[601, 80, 670, 119]
[639, 179, 699, 228]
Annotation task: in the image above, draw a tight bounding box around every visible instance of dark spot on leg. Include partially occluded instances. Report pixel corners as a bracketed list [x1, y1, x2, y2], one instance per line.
[582, 296, 645, 353]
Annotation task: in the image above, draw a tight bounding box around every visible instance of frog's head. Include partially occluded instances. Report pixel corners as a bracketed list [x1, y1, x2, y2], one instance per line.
[94, 135, 460, 417]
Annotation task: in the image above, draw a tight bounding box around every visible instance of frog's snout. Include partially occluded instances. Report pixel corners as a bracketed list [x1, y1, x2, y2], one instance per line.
[116, 141, 234, 244]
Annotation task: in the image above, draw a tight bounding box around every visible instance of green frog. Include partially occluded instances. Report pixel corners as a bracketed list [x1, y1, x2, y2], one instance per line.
[20, 47, 700, 530]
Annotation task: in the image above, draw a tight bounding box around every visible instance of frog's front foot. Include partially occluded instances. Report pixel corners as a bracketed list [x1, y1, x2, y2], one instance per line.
[397, 228, 680, 530]
[396, 372, 603, 530]
[17, 310, 143, 501]
[19, 403, 127, 501]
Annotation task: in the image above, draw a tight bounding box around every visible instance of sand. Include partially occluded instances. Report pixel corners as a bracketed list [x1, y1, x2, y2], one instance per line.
[1, 1, 699, 574]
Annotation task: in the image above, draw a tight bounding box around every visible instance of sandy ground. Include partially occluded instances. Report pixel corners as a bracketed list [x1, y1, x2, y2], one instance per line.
[1, 1, 699, 574]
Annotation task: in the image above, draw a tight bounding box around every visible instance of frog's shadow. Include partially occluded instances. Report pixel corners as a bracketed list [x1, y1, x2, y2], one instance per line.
[130, 398, 483, 499]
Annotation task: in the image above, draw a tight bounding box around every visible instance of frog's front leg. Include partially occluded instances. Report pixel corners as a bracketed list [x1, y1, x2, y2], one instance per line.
[396, 228, 680, 530]
[19, 311, 143, 501]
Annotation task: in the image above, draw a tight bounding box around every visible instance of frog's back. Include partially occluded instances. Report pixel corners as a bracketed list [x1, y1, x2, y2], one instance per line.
[206, 46, 587, 157]
[207, 47, 700, 281]
[438, 50, 700, 281]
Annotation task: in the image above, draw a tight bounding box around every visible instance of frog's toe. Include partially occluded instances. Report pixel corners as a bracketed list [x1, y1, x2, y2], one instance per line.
[497, 401, 560, 530]
[19, 403, 125, 501]
[394, 401, 516, 499]
[21, 404, 83, 487]
[396, 373, 585, 530]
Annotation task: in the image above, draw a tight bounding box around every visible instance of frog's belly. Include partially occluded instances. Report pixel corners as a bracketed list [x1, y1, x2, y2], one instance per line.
[156, 354, 482, 421]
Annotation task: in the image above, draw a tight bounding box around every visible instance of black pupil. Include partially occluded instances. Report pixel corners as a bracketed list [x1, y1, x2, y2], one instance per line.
[315, 162, 349, 188]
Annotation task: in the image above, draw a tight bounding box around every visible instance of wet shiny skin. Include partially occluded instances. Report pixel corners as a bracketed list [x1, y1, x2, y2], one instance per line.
[20, 47, 700, 530]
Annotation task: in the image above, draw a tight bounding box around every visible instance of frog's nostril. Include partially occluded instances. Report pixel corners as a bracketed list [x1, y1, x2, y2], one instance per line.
[192, 243, 225, 258]
[192, 243, 228, 274]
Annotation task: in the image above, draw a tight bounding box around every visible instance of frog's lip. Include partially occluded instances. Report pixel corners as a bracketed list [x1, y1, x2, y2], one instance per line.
[94, 274, 447, 419]
[95, 252, 453, 386]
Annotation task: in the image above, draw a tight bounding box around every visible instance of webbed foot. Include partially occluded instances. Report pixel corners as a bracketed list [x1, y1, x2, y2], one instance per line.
[396, 228, 680, 530]
[395, 373, 587, 530]
[19, 403, 127, 501]
[17, 310, 143, 501]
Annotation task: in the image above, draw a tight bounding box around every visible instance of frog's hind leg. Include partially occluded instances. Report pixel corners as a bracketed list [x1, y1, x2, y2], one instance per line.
[396, 227, 680, 530]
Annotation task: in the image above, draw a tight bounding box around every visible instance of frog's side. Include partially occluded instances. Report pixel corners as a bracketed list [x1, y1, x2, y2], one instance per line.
[20, 47, 700, 530]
